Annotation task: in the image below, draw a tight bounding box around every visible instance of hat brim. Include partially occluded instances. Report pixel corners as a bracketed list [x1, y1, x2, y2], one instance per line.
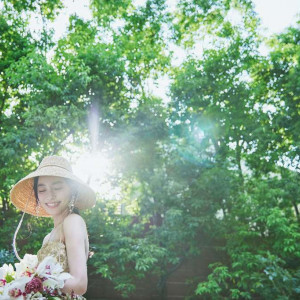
[10, 166, 96, 217]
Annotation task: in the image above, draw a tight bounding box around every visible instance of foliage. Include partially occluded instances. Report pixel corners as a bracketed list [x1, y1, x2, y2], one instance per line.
[85, 201, 168, 298]
[0, 250, 15, 266]
[1, 0, 300, 299]
[3, 0, 63, 20]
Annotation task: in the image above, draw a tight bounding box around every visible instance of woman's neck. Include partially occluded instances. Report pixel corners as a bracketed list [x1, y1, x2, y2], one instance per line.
[53, 209, 70, 228]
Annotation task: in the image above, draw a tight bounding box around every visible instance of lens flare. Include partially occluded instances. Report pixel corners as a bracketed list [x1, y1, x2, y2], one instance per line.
[88, 102, 100, 152]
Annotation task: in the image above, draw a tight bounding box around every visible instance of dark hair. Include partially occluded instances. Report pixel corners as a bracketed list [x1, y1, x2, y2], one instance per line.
[33, 176, 39, 204]
[33, 176, 80, 215]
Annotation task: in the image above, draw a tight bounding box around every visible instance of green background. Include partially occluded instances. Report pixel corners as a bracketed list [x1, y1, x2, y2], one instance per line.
[0, 0, 300, 299]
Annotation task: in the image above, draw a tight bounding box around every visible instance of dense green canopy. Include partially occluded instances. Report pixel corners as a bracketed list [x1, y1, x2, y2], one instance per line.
[0, 0, 299, 298]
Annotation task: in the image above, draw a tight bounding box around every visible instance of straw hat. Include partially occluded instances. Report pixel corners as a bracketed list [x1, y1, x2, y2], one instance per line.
[10, 155, 96, 217]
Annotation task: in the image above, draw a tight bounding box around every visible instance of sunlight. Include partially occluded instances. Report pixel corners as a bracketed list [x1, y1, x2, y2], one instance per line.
[73, 152, 109, 183]
[60, 131, 121, 199]
[61, 99, 123, 200]
[69, 150, 122, 200]
[192, 126, 205, 142]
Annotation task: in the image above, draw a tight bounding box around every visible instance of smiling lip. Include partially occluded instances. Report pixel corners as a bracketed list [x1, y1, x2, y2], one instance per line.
[46, 202, 60, 208]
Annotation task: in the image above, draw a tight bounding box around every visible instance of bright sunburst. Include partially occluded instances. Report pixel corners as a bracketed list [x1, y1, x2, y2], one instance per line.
[62, 148, 121, 200]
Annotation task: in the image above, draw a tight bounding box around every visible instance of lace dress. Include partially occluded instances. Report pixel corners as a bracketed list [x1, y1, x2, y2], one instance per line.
[37, 225, 87, 299]
[37, 240, 69, 272]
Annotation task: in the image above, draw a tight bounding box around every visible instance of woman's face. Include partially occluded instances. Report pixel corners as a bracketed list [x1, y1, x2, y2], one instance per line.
[37, 176, 72, 216]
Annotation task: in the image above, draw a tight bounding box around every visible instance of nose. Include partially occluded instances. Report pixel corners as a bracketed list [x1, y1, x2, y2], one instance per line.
[50, 189, 57, 199]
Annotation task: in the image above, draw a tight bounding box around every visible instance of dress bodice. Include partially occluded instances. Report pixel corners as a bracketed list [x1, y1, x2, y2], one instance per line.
[36, 220, 88, 299]
[37, 240, 86, 299]
[37, 240, 69, 272]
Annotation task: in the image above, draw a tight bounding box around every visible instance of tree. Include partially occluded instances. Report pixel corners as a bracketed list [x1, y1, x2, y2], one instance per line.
[1, 0, 300, 299]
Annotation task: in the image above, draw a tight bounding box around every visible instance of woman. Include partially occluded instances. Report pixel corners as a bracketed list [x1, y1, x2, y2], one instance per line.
[10, 155, 96, 297]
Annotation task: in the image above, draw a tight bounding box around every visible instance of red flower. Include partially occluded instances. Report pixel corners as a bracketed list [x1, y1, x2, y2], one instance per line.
[25, 276, 43, 294]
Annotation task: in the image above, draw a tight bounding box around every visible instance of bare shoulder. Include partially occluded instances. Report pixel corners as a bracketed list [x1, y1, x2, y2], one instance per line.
[42, 232, 51, 245]
[63, 213, 86, 225]
[63, 214, 87, 235]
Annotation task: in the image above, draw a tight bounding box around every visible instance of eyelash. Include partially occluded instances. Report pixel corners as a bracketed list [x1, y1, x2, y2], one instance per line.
[38, 188, 62, 193]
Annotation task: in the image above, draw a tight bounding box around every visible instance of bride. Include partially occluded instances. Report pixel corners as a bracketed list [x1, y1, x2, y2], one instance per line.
[10, 155, 96, 297]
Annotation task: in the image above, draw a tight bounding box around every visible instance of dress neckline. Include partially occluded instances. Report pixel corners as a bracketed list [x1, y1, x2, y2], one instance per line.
[41, 240, 66, 249]
[44, 240, 65, 245]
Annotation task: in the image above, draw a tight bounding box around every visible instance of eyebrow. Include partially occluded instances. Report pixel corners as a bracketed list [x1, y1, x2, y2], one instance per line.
[37, 181, 64, 187]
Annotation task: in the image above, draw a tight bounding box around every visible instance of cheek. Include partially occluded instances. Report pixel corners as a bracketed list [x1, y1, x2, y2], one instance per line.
[60, 189, 72, 201]
[37, 192, 47, 201]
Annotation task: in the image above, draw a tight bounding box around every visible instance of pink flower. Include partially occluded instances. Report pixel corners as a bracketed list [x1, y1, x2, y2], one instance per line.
[25, 276, 43, 294]
[45, 265, 51, 275]
[0, 279, 6, 287]
[8, 287, 22, 297]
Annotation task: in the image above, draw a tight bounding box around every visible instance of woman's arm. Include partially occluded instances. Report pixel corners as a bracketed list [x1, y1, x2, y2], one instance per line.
[61, 214, 88, 295]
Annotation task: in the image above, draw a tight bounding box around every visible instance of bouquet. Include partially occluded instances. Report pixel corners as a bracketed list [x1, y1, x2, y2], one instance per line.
[0, 254, 79, 299]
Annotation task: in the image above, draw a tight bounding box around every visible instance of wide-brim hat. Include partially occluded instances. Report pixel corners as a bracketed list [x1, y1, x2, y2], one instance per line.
[10, 155, 96, 217]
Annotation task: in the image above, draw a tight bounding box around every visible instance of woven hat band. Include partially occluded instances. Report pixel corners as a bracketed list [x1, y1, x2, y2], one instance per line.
[38, 164, 72, 172]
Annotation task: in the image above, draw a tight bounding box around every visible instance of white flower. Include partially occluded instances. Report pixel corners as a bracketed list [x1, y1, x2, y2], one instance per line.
[0, 254, 73, 298]
[36, 256, 62, 277]
[0, 263, 15, 280]
[15, 254, 38, 279]
[22, 254, 38, 272]
[36, 256, 72, 289]
[1, 275, 32, 299]
[42, 271, 72, 289]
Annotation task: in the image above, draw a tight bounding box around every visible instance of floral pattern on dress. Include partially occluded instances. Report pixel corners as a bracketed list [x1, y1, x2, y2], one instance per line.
[37, 241, 69, 273]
